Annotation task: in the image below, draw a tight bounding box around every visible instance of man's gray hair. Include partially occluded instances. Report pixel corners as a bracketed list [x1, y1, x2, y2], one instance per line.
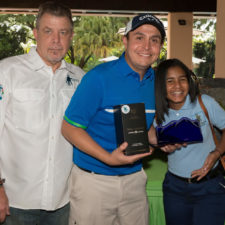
[36, 1, 73, 30]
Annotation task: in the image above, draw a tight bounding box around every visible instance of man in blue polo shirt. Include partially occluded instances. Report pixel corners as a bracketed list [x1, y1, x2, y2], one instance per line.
[62, 13, 166, 225]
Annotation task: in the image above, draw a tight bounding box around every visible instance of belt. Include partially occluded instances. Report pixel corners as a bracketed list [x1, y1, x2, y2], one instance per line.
[169, 163, 223, 184]
[77, 166, 140, 176]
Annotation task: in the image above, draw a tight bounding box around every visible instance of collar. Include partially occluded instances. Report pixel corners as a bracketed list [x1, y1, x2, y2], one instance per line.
[180, 95, 192, 110]
[26, 47, 69, 72]
[117, 52, 154, 81]
[169, 95, 196, 113]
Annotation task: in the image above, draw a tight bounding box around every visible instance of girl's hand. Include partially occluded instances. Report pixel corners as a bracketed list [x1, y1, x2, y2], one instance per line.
[191, 150, 220, 181]
[160, 143, 187, 153]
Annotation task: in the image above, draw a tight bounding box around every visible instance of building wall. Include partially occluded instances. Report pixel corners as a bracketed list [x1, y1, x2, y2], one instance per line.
[167, 12, 193, 69]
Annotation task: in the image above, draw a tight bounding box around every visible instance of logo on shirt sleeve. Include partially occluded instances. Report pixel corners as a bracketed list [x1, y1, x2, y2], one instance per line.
[0, 84, 4, 100]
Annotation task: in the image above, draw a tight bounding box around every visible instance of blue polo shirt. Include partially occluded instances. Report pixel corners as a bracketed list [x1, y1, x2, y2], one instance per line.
[154, 94, 225, 178]
[64, 53, 155, 175]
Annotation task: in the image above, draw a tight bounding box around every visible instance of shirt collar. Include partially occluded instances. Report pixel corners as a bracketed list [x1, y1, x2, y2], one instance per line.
[117, 52, 154, 80]
[169, 95, 195, 113]
[181, 95, 193, 109]
[27, 47, 68, 72]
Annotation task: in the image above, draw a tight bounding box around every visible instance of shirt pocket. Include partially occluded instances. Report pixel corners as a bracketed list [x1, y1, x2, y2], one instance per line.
[11, 89, 45, 132]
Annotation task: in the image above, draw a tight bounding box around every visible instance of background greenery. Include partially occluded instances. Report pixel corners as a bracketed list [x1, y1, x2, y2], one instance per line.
[0, 14, 216, 76]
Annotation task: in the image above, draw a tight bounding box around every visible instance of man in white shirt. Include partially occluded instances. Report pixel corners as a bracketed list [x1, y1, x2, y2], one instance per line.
[0, 2, 84, 225]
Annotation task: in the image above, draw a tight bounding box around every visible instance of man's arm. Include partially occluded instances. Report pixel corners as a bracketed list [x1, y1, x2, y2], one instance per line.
[61, 120, 151, 166]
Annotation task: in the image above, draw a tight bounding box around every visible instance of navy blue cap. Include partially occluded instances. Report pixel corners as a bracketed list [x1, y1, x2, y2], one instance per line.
[125, 13, 166, 42]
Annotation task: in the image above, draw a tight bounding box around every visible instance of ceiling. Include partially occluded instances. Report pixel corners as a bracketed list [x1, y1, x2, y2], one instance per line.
[0, 0, 217, 16]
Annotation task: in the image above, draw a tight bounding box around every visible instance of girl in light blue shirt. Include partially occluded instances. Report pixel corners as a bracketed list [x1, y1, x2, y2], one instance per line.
[154, 58, 225, 225]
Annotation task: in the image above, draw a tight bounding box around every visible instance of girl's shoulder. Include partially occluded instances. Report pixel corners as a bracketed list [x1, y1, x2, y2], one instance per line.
[199, 94, 218, 108]
[199, 94, 225, 120]
[200, 94, 214, 102]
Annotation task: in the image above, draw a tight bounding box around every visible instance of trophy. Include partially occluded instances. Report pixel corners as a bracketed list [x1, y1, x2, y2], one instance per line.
[114, 103, 149, 155]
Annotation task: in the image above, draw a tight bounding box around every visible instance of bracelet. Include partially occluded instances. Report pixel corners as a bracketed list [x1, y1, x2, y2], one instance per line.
[0, 178, 5, 186]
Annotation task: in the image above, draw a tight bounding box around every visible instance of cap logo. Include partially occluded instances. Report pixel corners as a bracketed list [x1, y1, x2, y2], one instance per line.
[139, 14, 161, 25]
[124, 13, 165, 39]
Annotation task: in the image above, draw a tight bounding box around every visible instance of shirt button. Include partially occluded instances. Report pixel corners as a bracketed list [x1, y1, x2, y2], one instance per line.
[176, 113, 179, 116]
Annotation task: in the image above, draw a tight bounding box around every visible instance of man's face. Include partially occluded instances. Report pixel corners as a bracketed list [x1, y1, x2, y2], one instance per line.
[33, 13, 73, 71]
[123, 24, 163, 78]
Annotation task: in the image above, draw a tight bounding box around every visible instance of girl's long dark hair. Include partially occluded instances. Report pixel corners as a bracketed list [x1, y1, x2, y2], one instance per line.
[155, 58, 200, 125]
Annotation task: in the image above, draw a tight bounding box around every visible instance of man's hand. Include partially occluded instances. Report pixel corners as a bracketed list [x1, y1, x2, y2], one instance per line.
[108, 142, 152, 166]
[62, 122, 152, 166]
[0, 187, 10, 223]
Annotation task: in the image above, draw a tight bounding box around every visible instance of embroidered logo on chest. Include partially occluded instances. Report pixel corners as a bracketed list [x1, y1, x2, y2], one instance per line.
[195, 112, 206, 126]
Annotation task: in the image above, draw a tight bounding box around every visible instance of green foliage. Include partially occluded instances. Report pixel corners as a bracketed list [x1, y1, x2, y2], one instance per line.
[0, 14, 36, 29]
[194, 18, 215, 33]
[82, 55, 102, 72]
[0, 23, 26, 59]
[70, 16, 129, 69]
[193, 39, 215, 78]
[0, 14, 36, 60]
[74, 16, 127, 56]
[0, 14, 217, 76]
[193, 18, 216, 78]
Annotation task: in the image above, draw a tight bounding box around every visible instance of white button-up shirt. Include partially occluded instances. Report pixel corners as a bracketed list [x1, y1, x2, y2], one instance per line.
[0, 47, 84, 210]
